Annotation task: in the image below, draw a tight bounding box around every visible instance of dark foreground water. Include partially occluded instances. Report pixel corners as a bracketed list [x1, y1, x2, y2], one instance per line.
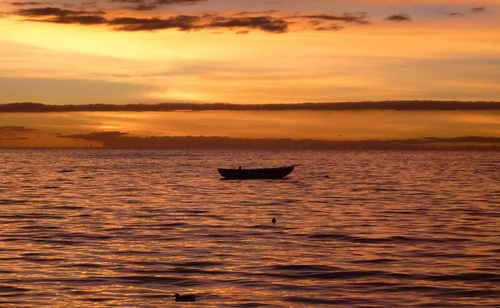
[0, 149, 498, 307]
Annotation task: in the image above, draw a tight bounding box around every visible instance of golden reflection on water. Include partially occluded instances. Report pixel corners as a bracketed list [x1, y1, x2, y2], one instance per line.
[0, 149, 498, 307]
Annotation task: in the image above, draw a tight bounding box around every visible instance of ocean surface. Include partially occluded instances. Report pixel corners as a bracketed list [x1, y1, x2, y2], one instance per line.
[0, 149, 498, 307]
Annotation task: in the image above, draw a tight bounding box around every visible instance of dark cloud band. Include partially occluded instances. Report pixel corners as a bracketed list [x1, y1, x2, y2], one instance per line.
[12, 5, 375, 33]
[15, 7, 107, 24]
[14, 6, 289, 32]
[58, 132, 500, 150]
[1, 101, 498, 112]
[8, 2, 491, 33]
[109, 0, 207, 11]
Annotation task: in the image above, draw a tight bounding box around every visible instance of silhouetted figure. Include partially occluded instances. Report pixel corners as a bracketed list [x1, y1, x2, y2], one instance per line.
[272, 217, 276, 224]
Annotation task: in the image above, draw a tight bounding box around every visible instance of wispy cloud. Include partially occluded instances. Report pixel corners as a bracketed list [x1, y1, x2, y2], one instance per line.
[302, 13, 370, 25]
[109, 15, 202, 31]
[300, 13, 370, 31]
[0, 126, 36, 141]
[206, 15, 288, 33]
[470, 7, 486, 13]
[15, 7, 107, 24]
[0, 125, 36, 132]
[384, 13, 412, 22]
[8, 2, 48, 6]
[110, 0, 207, 11]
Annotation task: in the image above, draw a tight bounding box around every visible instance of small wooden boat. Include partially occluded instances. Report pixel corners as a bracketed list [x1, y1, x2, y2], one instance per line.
[218, 165, 295, 179]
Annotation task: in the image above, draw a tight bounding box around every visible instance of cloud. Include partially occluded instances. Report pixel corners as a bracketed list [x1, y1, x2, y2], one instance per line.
[64, 131, 128, 141]
[6, 2, 494, 34]
[0, 126, 36, 141]
[446, 12, 464, 17]
[0, 126, 36, 132]
[384, 13, 412, 22]
[8, 2, 47, 6]
[108, 14, 289, 33]
[1, 101, 499, 112]
[59, 131, 500, 150]
[300, 13, 370, 31]
[10, 3, 377, 34]
[0, 137, 29, 141]
[15, 7, 107, 24]
[109, 0, 207, 11]
[154, 0, 205, 3]
[207, 15, 288, 33]
[15, 7, 104, 17]
[13, 6, 289, 33]
[15, 7, 75, 16]
[438, 7, 487, 17]
[109, 15, 200, 31]
[302, 13, 370, 25]
[470, 7, 486, 13]
[9, 9, 370, 34]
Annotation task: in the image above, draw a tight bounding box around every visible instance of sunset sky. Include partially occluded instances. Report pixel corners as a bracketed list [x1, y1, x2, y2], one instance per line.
[0, 0, 499, 148]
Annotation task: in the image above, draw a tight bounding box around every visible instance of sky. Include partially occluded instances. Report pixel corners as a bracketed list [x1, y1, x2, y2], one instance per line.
[0, 0, 499, 148]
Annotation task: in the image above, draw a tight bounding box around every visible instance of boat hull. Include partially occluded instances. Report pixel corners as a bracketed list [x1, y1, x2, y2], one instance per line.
[218, 166, 294, 179]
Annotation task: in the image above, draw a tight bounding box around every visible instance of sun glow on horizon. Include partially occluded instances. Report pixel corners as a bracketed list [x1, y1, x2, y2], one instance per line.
[1, 109, 498, 148]
[0, 0, 498, 147]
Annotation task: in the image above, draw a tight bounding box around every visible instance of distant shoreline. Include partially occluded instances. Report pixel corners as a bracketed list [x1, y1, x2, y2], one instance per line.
[1, 101, 499, 112]
[45, 135, 500, 151]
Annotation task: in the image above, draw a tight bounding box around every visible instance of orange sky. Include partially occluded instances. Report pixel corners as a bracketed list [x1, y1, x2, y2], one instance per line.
[0, 1, 499, 147]
[1, 107, 499, 148]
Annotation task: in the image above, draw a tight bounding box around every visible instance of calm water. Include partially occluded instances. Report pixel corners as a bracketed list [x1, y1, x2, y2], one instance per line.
[0, 149, 498, 307]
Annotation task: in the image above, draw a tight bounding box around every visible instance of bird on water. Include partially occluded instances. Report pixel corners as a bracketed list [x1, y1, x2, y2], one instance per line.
[173, 293, 196, 302]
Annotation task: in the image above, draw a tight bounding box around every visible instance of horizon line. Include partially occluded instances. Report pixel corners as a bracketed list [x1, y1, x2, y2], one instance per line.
[1, 101, 499, 112]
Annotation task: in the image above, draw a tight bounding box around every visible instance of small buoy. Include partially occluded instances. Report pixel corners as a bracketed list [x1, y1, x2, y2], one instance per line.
[272, 217, 276, 224]
[173, 293, 196, 302]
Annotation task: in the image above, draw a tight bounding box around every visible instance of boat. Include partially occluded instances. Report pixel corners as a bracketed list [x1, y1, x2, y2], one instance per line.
[218, 165, 295, 179]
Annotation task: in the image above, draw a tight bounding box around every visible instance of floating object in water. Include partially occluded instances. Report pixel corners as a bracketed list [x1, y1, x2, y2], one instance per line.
[173, 293, 196, 302]
[57, 168, 75, 173]
[218, 165, 296, 179]
[272, 217, 276, 224]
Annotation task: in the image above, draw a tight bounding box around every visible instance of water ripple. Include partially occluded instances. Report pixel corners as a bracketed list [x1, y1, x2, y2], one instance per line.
[0, 149, 497, 307]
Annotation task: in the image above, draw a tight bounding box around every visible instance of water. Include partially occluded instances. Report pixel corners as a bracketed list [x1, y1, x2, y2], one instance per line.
[0, 149, 498, 307]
